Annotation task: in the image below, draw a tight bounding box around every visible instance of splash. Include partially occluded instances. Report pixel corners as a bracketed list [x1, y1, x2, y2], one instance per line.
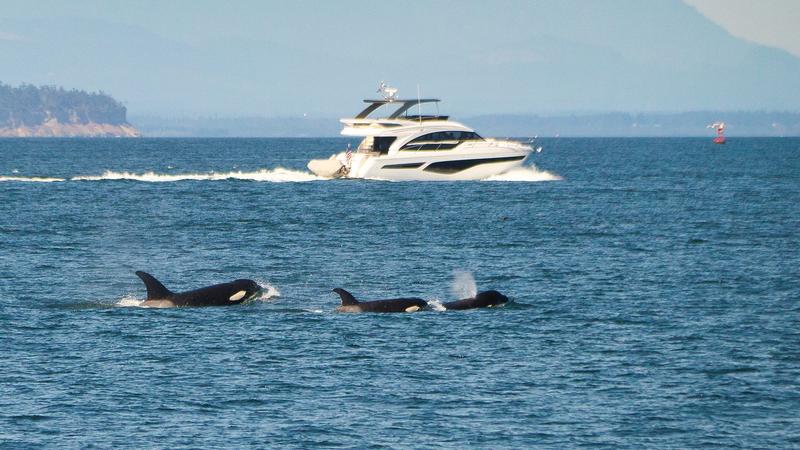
[451, 270, 478, 299]
[116, 294, 144, 307]
[426, 299, 447, 312]
[483, 165, 562, 182]
[71, 168, 327, 182]
[255, 282, 281, 302]
[0, 176, 65, 182]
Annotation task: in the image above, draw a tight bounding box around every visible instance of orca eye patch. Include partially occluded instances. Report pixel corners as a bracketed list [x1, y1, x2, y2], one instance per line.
[229, 290, 247, 301]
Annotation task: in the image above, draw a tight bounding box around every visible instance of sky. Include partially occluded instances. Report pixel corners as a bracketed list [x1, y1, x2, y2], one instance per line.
[1, 1, 799, 116]
[1, 0, 798, 56]
[684, 0, 800, 57]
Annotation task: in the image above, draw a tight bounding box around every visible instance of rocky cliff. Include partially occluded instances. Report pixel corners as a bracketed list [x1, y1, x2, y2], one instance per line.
[0, 83, 141, 137]
[0, 120, 140, 137]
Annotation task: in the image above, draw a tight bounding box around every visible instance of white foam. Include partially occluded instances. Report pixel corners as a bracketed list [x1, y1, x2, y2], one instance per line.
[71, 168, 327, 183]
[483, 165, 562, 182]
[451, 270, 478, 299]
[116, 294, 144, 307]
[4, 165, 558, 184]
[255, 282, 281, 302]
[427, 299, 447, 312]
[0, 176, 65, 182]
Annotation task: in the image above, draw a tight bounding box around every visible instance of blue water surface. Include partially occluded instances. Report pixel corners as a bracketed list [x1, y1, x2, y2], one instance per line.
[1, 138, 799, 448]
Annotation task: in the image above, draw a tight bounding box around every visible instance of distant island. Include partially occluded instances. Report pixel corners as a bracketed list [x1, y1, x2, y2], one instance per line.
[0, 83, 140, 137]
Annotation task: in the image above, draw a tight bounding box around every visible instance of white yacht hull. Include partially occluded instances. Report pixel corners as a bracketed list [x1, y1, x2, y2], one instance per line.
[352, 150, 528, 181]
[309, 142, 531, 181]
[305, 88, 537, 181]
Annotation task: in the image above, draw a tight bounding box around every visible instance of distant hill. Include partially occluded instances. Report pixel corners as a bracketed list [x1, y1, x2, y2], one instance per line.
[1, 1, 799, 117]
[0, 83, 139, 137]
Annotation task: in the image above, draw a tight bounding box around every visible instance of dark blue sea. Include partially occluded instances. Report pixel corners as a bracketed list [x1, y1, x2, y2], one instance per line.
[1, 137, 799, 448]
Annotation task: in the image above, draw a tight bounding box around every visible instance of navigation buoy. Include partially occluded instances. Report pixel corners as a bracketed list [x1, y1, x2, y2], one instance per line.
[707, 122, 726, 144]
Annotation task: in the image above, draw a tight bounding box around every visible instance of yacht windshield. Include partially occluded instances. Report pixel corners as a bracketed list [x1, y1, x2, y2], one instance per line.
[400, 131, 483, 151]
[355, 99, 441, 119]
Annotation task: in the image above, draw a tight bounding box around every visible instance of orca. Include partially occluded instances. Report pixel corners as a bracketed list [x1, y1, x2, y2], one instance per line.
[135, 271, 262, 308]
[442, 290, 509, 310]
[332, 288, 427, 313]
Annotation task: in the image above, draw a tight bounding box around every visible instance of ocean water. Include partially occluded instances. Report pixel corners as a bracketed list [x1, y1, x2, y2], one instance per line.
[1, 137, 799, 448]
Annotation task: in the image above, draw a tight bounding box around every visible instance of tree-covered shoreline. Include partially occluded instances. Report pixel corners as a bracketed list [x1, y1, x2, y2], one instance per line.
[0, 83, 128, 127]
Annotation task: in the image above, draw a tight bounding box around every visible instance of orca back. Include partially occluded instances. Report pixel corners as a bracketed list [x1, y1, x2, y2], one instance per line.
[136, 272, 260, 307]
[173, 279, 261, 307]
[357, 298, 427, 313]
[443, 290, 508, 310]
[333, 288, 427, 313]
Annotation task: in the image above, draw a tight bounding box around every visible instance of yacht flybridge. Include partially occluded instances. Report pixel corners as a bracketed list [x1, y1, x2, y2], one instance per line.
[307, 83, 534, 180]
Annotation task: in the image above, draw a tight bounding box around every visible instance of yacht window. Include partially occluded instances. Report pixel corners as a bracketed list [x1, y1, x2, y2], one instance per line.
[402, 143, 459, 151]
[455, 131, 483, 141]
[357, 136, 396, 154]
[400, 131, 483, 151]
[408, 131, 483, 143]
[374, 137, 396, 154]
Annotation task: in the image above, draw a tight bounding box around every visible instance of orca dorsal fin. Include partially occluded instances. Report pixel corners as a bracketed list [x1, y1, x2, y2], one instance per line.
[333, 288, 359, 306]
[135, 271, 173, 300]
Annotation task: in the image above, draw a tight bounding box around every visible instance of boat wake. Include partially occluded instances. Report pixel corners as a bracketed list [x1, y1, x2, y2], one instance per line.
[0, 176, 66, 182]
[3, 165, 559, 184]
[72, 168, 327, 182]
[482, 165, 562, 182]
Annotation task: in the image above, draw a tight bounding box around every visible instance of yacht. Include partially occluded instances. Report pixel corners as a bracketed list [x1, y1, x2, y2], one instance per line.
[307, 83, 534, 180]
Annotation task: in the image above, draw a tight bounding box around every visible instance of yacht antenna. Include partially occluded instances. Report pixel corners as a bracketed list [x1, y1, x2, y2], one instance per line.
[417, 84, 422, 125]
[377, 81, 398, 102]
